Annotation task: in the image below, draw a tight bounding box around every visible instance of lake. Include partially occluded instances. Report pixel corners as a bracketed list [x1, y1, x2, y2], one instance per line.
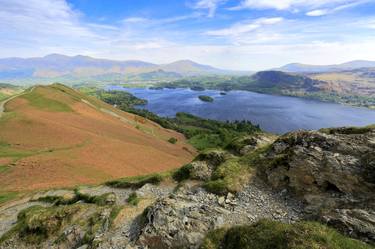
[108, 86, 375, 134]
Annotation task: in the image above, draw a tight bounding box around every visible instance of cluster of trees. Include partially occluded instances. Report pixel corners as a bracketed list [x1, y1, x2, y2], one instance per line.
[96, 90, 148, 108]
[94, 90, 261, 150]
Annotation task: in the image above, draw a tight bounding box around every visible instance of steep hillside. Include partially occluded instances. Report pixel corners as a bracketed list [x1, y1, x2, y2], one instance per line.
[245, 70, 322, 92]
[246, 71, 375, 108]
[309, 68, 375, 96]
[0, 126, 374, 249]
[0, 84, 195, 192]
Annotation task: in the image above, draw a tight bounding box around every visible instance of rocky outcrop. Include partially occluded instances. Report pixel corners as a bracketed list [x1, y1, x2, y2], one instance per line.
[137, 180, 303, 249]
[1, 128, 374, 248]
[259, 127, 375, 242]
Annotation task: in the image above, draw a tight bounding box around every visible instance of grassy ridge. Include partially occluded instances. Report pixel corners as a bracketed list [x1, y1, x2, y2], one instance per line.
[21, 91, 72, 112]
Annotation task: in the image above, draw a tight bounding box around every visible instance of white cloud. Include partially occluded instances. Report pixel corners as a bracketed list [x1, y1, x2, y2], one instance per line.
[193, 0, 227, 17]
[0, 0, 107, 44]
[230, 0, 296, 10]
[306, 9, 329, 16]
[206, 17, 283, 36]
[91, 40, 375, 71]
[123, 13, 202, 26]
[123, 17, 149, 23]
[231, 0, 370, 13]
[0, 0, 375, 72]
[305, 1, 370, 16]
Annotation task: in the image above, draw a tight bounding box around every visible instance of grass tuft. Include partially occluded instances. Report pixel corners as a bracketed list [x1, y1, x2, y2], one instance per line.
[105, 173, 164, 189]
[168, 137, 178, 144]
[127, 192, 140, 206]
[203, 159, 251, 195]
[0, 204, 82, 244]
[200, 219, 375, 249]
[172, 164, 194, 182]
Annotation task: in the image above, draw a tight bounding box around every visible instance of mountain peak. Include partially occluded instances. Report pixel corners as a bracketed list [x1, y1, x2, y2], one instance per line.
[171, 59, 198, 64]
[43, 53, 70, 59]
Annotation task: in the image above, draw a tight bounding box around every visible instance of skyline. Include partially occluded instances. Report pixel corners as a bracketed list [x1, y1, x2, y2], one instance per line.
[0, 0, 375, 70]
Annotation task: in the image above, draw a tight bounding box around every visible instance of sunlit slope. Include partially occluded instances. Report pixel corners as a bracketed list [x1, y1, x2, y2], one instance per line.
[0, 84, 195, 191]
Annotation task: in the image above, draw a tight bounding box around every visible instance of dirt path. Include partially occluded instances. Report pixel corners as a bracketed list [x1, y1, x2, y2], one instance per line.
[0, 87, 34, 118]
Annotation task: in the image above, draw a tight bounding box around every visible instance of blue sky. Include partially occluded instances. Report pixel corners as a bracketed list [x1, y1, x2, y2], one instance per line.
[1, 0, 375, 70]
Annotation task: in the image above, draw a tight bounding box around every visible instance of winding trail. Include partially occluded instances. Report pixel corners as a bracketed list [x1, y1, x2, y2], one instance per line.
[0, 87, 34, 118]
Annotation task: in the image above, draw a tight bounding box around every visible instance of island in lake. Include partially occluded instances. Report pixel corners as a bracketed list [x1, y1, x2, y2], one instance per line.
[198, 95, 214, 102]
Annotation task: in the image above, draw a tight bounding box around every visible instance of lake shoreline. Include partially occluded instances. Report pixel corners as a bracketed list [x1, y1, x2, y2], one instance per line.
[117, 84, 375, 110]
[108, 85, 375, 134]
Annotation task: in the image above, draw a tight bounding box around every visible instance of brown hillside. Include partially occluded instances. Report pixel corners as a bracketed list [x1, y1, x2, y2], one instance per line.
[0, 84, 195, 191]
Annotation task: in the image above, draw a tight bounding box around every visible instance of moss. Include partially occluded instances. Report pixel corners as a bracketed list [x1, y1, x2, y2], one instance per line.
[127, 192, 139, 206]
[106, 173, 164, 189]
[172, 164, 194, 182]
[204, 159, 251, 195]
[200, 220, 375, 249]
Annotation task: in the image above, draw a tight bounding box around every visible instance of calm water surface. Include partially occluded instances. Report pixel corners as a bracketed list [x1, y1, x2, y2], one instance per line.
[108, 86, 375, 134]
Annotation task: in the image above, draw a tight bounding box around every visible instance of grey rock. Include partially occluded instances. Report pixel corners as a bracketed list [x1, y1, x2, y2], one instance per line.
[260, 127, 375, 242]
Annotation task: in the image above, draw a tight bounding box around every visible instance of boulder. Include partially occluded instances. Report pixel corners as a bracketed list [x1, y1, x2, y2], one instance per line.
[321, 208, 375, 244]
[259, 127, 375, 242]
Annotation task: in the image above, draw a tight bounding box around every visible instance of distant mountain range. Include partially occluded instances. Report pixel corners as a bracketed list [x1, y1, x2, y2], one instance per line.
[276, 60, 375, 73]
[0, 54, 246, 84]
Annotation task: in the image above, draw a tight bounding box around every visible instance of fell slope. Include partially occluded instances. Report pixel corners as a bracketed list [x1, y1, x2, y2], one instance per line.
[309, 68, 375, 96]
[0, 84, 195, 191]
